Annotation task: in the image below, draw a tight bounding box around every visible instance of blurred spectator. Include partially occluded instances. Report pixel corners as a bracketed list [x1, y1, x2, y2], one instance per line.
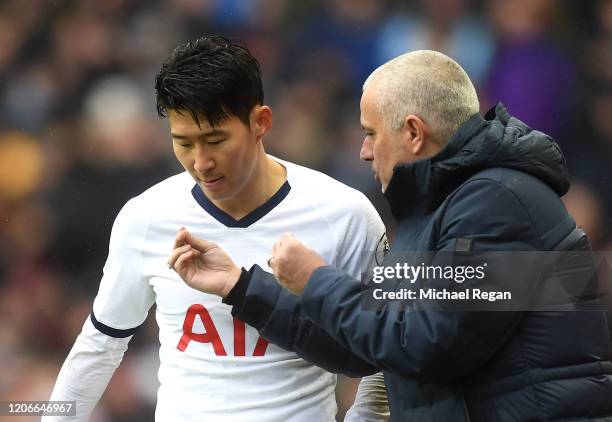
[376, 0, 494, 85]
[289, 0, 385, 90]
[47, 76, 177, 293]
[485, 0, 577, 140]
[563, 181, 606, 250]
[265, 79, 333, 170]
[0, 132, 43, 202]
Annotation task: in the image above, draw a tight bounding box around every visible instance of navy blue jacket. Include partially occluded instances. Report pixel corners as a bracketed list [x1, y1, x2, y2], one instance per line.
[225, 104, 612, 421]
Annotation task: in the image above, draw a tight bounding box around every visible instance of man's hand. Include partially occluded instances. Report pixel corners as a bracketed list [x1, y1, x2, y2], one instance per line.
[168, 228, 241, 298]
[269, 233, 327, 295]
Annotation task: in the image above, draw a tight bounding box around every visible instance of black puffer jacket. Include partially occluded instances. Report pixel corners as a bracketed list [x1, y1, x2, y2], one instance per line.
[229, 104, 612, 421]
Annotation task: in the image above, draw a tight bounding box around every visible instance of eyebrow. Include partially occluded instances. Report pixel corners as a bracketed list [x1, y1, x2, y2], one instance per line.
[171, 129, 228, 140]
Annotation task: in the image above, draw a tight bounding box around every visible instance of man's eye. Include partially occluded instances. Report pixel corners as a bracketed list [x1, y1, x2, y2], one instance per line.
[208, 139, 227, 145]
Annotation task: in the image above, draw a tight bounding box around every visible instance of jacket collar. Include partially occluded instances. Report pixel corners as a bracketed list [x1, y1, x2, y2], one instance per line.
[384, 112, 487, 221]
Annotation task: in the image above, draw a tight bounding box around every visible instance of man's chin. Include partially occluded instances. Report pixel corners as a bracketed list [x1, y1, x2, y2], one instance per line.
[198, 183, 229, 201]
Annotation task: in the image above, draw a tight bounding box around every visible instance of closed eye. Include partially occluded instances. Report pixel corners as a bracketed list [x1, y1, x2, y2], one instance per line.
[208, 139, 227, 145]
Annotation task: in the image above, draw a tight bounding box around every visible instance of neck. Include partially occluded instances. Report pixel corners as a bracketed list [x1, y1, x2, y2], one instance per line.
[209, 148, 286, 220]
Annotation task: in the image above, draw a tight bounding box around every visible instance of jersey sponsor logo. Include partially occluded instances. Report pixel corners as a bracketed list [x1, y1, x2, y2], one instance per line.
[177, 304, 269, 356]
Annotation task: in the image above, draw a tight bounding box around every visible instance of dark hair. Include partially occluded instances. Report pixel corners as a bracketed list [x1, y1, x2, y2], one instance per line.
[155, 35, 263, 127]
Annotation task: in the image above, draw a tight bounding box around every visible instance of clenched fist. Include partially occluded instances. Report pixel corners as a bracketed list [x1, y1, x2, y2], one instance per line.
[268, 233, 327, 295]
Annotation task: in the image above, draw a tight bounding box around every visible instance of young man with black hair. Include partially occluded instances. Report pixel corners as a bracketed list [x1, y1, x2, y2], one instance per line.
[45, 36, 389, 421]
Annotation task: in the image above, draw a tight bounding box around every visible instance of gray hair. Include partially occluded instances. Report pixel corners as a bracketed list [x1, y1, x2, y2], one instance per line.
[363, 50, 479, 144]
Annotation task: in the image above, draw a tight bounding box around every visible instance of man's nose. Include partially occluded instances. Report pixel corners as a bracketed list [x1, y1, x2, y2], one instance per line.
[194, 145, 215, 173]
[360, 138, 374, 162]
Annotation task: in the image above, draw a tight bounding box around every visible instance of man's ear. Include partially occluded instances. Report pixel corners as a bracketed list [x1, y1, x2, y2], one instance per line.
[252, 105, 272, 142]
[401, 114, 430, 156]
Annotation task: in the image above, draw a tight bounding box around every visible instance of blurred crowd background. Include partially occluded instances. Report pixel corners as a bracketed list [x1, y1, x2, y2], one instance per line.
[0, 0, 611, 420]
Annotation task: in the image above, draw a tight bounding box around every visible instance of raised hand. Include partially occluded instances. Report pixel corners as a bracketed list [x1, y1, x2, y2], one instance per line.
[168, 228, 241, 297]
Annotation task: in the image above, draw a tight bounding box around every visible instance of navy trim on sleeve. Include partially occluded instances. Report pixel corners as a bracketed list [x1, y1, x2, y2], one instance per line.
[90, 313, 140, 338]
[191, 181, 291, 228]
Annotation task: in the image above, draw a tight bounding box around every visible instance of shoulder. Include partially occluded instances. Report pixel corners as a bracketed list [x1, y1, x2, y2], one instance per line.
[134, 171, 193, 204]
[120, 171, 192, 216]
[280, 158, 377, 216]
[440, 169, 573, 250]
[442, 170, 532, 223]
[112, 171, 192, 233]
[461, 168, 573, 248]
[447, 167, 566, 221]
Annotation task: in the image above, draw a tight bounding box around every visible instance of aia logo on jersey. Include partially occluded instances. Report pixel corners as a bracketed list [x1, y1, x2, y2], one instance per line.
[178, 304, 269, 356]
[375, 232, 390, 265]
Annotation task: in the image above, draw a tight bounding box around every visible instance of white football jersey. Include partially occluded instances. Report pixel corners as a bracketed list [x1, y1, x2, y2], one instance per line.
[89, 156, 384, 421]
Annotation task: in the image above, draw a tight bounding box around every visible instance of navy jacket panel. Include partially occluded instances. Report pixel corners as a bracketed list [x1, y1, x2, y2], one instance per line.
[229, 264, 378, 377]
